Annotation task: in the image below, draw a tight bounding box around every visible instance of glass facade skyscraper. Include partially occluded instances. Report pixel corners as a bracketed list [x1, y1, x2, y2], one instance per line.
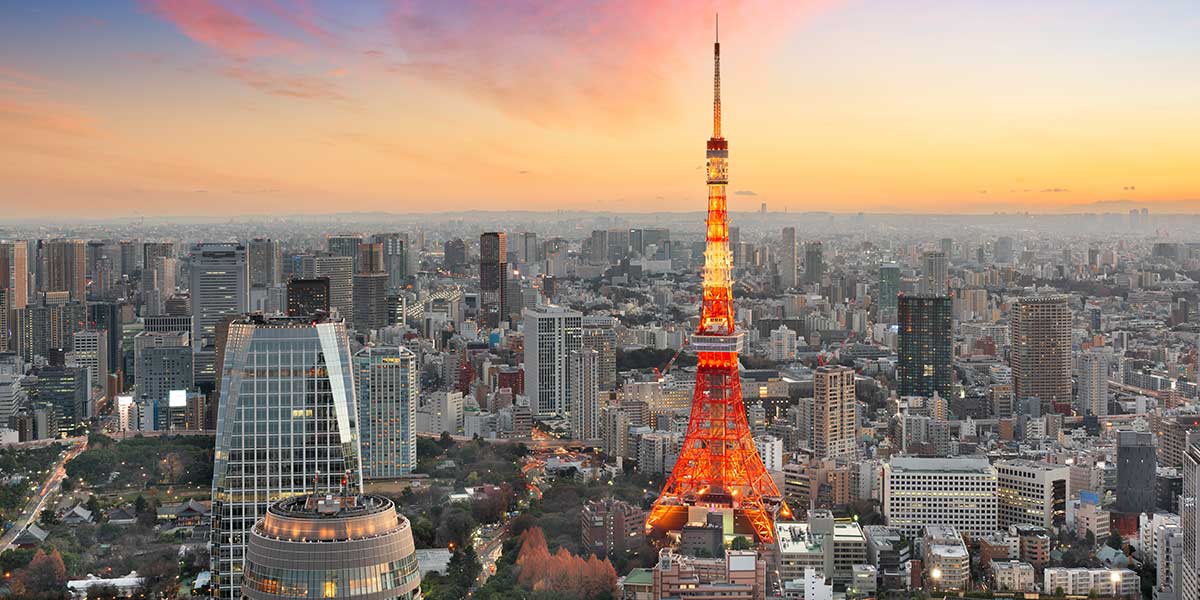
[897, 295, 953, 400]
[354, 346, 417, 479]
[211, 315, 362, 600]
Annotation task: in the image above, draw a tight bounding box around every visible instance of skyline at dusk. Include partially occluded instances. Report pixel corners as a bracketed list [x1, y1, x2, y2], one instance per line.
[3, 0, 1200, 218]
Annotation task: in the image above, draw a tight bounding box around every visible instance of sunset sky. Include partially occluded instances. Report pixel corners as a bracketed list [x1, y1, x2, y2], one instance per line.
[2, 0, 1199, 218]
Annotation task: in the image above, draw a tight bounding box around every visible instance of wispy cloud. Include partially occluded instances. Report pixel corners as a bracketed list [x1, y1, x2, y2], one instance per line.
[734, 190, 758, 196]
[223, 65, 346, 101]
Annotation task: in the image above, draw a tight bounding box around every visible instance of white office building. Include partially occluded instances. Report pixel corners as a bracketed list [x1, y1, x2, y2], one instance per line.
[523, 304, 582, 417]
[883, 456, 998, 538]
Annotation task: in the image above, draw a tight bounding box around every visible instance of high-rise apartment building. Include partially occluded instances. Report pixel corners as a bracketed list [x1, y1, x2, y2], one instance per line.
[883, 456, 999, 538]
[300, 255, 353, 323]
[921, 250, 949, 296]
[804, 241, 824, 284]
[352, 271, 389, 332]
[374, 233, 409, 289]
[770, 325, 798, 362]
[354, 346, 418, 479]
[581, 321, 617, 392]
[210, 315, 362, 600]
[1078, 349, 1108, 417]
[1180, 443, 1200, 600]
[877, 263, 900, 323]
[1010, 295, 1072, 415]
[246, 238, 281, 288]
[189, 243, 248, 349]
[480, 232, 507, 327]
[43, 239, 87, 302]
[523, 304, 581, 417]
[569, 348, 601, 441]
[0, 241, 28, 310]
[813, 366, 858, 460]
[781, 227, 798, 290]
[897, 295, 953, 400]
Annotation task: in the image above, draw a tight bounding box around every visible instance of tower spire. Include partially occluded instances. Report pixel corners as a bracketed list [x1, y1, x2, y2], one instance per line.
[713, 15, 721, 139]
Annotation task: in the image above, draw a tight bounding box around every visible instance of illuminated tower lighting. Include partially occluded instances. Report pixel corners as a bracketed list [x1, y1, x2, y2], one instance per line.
[646, 20, 791, 545]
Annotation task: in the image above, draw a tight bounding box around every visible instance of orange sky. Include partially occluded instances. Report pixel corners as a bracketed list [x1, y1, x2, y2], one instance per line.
[2, 1, 1199, 217]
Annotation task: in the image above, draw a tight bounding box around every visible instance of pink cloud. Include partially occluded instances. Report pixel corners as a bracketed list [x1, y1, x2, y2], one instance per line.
[223, 64, 346, 100]
[140, 0, 301, 58]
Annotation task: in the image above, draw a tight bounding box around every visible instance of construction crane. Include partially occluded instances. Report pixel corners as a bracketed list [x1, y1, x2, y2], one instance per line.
[653, 340, 689, 382]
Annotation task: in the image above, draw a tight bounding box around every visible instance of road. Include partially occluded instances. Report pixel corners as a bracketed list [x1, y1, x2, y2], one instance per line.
[472, 520, 513, 590]
[0, 439, 88, 553]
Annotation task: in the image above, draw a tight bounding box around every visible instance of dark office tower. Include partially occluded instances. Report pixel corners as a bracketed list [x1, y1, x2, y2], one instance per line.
[286, 278, 330, 317]
[374, 233, 409, 289]
[939, 238, 953, 259]
[118, 240, 138, 278]
[480, 232, 507, 327]
[589, 229, 609, 264]
[519, 231, 539, 264]
[326, 234, 362, 272]
[357, 242, 384, 274]
[210, 315, 360, 600]
[804, 241, 824, 284]
[606, 229, 629, 263]
[1115, 431, 1156, 515]
[17, 292, 85, 363]
[246, 238, 281, 288]
[1088, 246, 1100, 268]
[142, 242, 174, 274]
[352, 271, 388, 332]
[443, 238, 466, 272]
[897, 295, 953, 400]
[878, 263, 900, 322]
[0, 241, 29, 310]
[138, 346, 194, 430]
[300, 254, 353, 323]
[729, 226, 741, 268]
[44, 239, 87, 302]
[87, 302, 122, 376]
[1010, 295, 1072, 415]
[921, 250, 949, 296]
[780, 227, 798, 290]
[24, 365, 88, 431]
[188, 243, 249, 350]
[994, 236, 1015, 264]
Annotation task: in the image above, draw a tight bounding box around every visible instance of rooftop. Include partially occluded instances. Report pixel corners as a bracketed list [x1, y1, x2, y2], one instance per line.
[890, 456, 995, 474]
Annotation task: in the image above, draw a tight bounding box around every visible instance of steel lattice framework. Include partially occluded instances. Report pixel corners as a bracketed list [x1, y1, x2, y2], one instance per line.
[646, 24, 792, 545]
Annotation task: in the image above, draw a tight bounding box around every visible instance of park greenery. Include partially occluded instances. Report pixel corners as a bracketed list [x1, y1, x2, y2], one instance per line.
[65, 434, 213, 488]
[0, 444, 62, 525]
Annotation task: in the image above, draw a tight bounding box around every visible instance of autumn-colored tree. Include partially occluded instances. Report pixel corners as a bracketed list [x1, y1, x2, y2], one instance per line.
[10, 548, 67, 597]
[515, 526, 616, 599]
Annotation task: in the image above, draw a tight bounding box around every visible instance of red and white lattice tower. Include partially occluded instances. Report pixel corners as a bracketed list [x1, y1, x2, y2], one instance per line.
[645, 21, 792, 545]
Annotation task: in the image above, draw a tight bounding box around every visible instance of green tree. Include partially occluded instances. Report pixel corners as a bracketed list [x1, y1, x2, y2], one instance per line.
[730, 536, 752, 551]
[39, 508, 59, 525]
[86, 583, 122, 600]
[1106, 531, 1123, 551]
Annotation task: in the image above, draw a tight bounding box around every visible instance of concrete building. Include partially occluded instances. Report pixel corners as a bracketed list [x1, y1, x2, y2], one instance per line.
[1010, 295, 1072, 415]
[1042, 568, 1138, 597]
[581, 498, 645, 559]
[924, 526, 969, 591]
[569, 348, 601, 441]
[300, 254, 353, 324]
[523, 304, 582, 417]
[189, 243, 249, 350]
[775, 510, 867, 587]
[992, 560, 1037, 593]
[883, 456, 998, 537]
[1078, 349, 1109, 417]
[652, 549, 766, 600]
[995, 459, 1069, 529]
[1116, 431, 1157, 514]
[813, 366, 858, 460]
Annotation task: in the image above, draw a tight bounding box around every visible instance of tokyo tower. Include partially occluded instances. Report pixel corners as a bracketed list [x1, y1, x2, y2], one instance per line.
[646, 21, 792, 545]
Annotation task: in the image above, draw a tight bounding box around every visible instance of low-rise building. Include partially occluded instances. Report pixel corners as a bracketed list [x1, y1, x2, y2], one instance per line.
[1042, 568, 1139, 597]
[923, 526, 969, 592]
[992, 560, 1037, 593]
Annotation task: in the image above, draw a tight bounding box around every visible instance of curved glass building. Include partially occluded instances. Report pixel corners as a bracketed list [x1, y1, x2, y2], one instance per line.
[242, 494, 422, 600]
[211, 315, 363, 600]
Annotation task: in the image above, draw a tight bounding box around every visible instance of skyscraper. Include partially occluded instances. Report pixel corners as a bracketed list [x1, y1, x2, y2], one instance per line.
[44, 239, 87, 302]
[648, 28, 790, 545]
[780, 227, 798, 290]
[326, 234, 362, 272]
[443, 238, 466, 272]
[210, 314, 362, 600]
[1077, 349, 1108, 417]
[480, 232, 507, 327]
[877, 263, 900, 323]
[569, 348, 601, 441]
[522, 304, 581, 417]
[804, 241, 824, 284]
[374, 233, 409, 289]
[246, 238, 281, 288]
[897, 295, 953, 400]
[188, 243, 249, 350]
[300, 254, 353, 323]
[354, 346, 417, 479]
[352, 271, 389, 332]
[138, 345, 194, 430]
[814, 365, 859, 460]
[286, 278, 330, 317]
[582, 320, 618, 392]
[921, 250, 949, 296]
[0, 240, 28, 310]
[1115, 431, 1156, 515]
[1010, 295, 1072, 415]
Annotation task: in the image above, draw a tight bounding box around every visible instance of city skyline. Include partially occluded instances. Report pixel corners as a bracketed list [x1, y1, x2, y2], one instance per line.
[4, 1, 1200, 218]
